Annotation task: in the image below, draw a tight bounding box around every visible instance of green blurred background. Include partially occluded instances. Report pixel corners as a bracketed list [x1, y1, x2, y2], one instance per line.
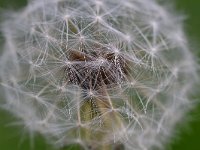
[0, 0, 199, 150]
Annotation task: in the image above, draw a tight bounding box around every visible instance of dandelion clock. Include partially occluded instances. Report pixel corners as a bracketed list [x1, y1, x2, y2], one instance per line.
[0, 0, 198, 150]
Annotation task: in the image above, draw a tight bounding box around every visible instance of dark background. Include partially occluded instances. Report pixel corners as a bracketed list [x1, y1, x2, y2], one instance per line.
[0, 0, 200, 150]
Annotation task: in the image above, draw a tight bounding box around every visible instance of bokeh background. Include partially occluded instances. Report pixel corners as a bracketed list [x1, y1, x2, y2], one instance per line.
[0, 0, 199, 150]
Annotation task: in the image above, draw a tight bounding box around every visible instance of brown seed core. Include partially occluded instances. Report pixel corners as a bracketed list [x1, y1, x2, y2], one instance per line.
[64, 47, 128, 91]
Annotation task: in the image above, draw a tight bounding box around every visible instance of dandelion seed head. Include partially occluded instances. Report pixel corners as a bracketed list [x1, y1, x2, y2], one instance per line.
[0, 0, 198, 150]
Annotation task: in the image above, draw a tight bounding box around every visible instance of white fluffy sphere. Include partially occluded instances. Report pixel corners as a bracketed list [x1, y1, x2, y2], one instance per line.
[0, 0, 197, 150]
